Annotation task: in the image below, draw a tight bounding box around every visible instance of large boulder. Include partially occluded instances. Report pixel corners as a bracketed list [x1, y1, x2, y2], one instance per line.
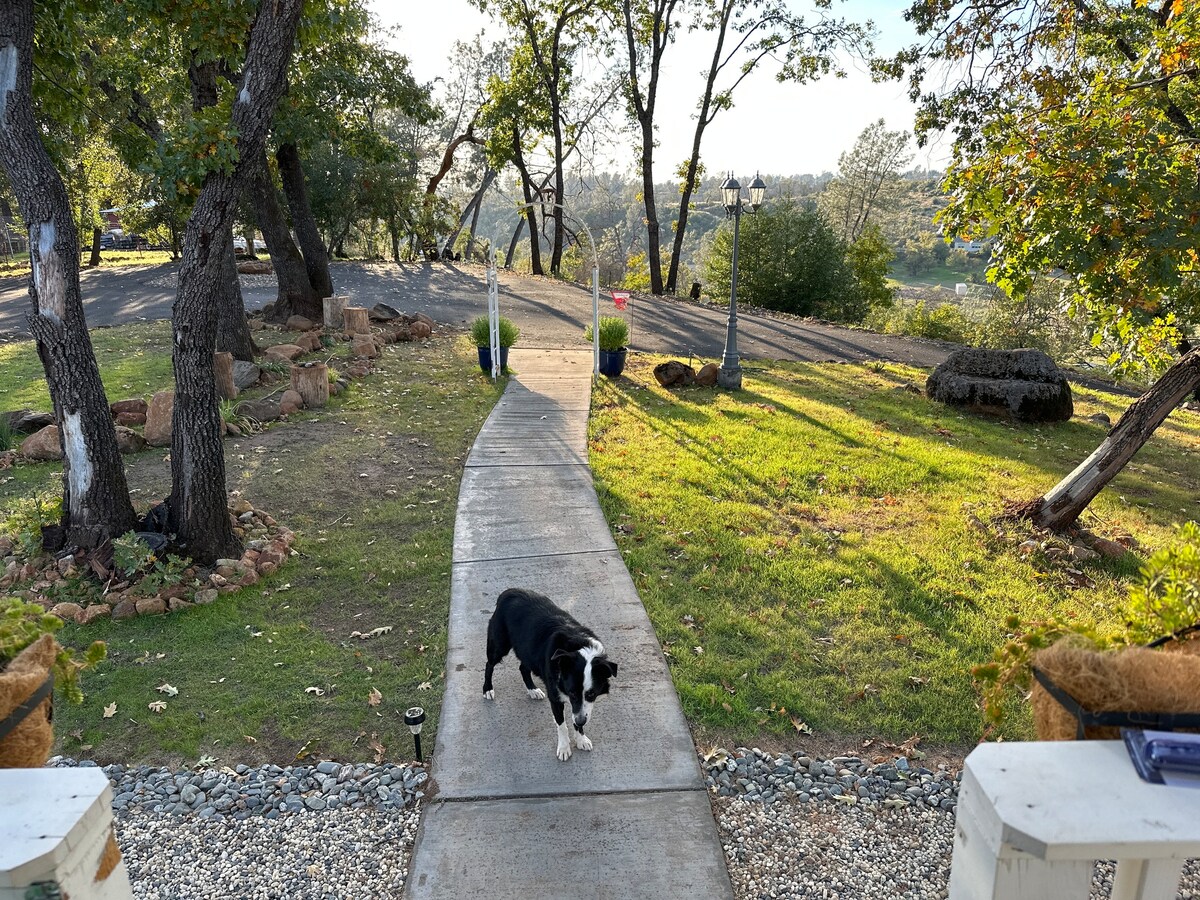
[654, 360, 696, 388]
[110, 398, 148, 417]
[19, 425, 62, 461]
[3, 409, 55, 434]
[144, 390, 175, 447]
[232, 360, 261, 390]
[114, 425, 147, 454]
[264, 343, 305, 362]
[369, 303, 403, 322]
[926, 348, 1073, 423]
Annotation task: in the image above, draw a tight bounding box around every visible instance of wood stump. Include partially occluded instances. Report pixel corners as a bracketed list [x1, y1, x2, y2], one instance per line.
[290, 363, 329, 409]
[214, 351, 238, 400]
[343, 306, 369, 336]
[323, 295, 348, 330]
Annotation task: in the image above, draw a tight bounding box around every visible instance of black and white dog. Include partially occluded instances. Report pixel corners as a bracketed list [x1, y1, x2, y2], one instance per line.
[483, 588, 618, 761]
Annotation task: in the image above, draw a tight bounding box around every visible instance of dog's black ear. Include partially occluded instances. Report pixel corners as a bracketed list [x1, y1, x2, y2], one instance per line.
[599, 659, 617, 679]
[551, 648, 573, 664]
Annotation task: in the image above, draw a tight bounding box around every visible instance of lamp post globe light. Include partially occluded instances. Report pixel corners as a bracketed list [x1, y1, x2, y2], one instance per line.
[718, 172, 766, 390]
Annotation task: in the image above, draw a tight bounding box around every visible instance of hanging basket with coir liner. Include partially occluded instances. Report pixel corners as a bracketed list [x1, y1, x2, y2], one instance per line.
[0, 633, 57, 768]
[1031, 625, 1200, 741]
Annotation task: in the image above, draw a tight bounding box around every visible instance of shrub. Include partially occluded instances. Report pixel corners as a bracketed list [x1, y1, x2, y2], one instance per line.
[469, 315, 520, 348]
[584, 316, 629, 351]
[0, 598, 106, 704]
[1128, 521, 1200, 643]
[703, 199, 865, 324]
[0, 416, 13, 452]
[3, 491, 63, 558]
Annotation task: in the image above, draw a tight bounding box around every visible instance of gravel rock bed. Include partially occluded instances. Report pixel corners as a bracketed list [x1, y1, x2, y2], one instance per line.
[48, 757, 425, 898]
[708, 747, 1200, 900]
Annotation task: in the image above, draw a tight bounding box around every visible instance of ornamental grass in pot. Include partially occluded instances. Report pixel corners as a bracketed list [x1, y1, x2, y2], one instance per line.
[470, 315, 520, 373]
[585, 316, 630, 378]
[0, 598, 106, 767]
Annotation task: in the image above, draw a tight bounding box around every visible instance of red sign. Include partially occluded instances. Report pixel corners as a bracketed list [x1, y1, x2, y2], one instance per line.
[610, 291, 630, 311]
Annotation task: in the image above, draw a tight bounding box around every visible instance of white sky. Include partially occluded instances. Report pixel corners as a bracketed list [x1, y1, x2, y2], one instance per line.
[371, 0, 948, 179]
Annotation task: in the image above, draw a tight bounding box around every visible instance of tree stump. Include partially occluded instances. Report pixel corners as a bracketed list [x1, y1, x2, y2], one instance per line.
[323, 295, 348, 330]
[214, 351, 238, 400]
[290, 363, 329, 408]
[343, 306, 369, 336]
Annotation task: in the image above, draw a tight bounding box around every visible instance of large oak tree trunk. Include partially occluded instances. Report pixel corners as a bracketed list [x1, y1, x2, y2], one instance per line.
[168, 0, 303, 564]
[1027, 349, 1200, 530]
[512, 128, 543, 276]
[276, 142, 333, 298]
[216, 232, 256, 361]
[190, 60, 257, 362]
[0, 0, 138, 549]
[87, 225, 102, 269]
[249, 151, 320, 322]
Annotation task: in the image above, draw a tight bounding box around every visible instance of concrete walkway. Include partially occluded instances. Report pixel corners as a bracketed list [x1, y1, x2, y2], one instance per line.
[404, 349, 734, 899]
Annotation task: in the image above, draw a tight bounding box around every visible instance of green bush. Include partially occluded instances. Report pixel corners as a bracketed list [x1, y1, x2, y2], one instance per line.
[470, 315, 520, 348]
[702, 199, 881, 325]
[3, 491, 63, 558]
[1128, 521, 1200, 642]
[584, 316, 629, 351]
[0, 416, 14, 452]
[877, 300, 974, 344]
[0, 598, 107, 704]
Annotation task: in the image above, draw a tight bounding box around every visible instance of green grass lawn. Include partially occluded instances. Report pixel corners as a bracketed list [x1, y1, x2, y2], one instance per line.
[0, 250, 179, 279]
[0, 322, 176, 412]
[889, 259, 988, 291]
[588, 355, 1200, 748]
[1, 329, 503, 767]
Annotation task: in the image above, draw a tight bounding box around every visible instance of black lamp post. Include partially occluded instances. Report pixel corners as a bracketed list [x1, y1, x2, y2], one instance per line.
[718, 172, 767, 390]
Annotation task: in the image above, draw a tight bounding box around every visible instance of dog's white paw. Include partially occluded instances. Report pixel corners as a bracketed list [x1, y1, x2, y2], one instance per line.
[483, 690, 494, 700]
[556, 738, 573, 761]
[527, 688, 546, 700]
[574, 731, 593, 751]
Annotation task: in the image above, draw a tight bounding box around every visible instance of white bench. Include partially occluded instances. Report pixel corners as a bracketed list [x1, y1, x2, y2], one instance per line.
[950, 741, 1200, 900]
[0, 767, 132, 900]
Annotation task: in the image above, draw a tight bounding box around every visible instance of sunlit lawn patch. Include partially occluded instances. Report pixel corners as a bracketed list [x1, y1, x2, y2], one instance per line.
[588, 356, 1200, 745]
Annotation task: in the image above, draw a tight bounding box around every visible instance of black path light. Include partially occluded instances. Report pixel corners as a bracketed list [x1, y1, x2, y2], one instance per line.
[718, 172, 767, 390]
[404, 706, 426, 761]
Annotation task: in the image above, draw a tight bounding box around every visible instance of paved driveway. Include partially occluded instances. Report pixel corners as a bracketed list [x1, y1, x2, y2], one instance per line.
[0, 260, 955, 368]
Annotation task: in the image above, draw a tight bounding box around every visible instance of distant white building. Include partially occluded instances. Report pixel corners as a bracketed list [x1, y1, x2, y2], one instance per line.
[950, 236, 989, 254]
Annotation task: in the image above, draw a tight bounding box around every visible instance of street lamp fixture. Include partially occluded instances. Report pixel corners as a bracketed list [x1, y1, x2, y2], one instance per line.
[718, 171, 767, 390]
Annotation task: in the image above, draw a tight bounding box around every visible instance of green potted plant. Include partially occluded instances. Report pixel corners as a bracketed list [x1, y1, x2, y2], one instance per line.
[470, 315, 520, 374]
[1, 598, 106, 767]
[585, 316, 630, 378]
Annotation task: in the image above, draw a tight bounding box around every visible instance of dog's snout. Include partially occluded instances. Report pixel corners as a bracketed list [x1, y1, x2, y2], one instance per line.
[574, 713, 588, 727]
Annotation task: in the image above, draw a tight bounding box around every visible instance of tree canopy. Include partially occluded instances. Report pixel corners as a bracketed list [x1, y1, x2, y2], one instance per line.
[894, 0, 1200, 372]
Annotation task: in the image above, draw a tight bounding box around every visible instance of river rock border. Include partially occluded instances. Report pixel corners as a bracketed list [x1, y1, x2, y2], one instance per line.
[0, 498, 296, 625]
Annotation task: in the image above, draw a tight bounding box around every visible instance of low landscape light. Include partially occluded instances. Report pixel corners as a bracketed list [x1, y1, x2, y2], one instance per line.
[404, 706, 426, 761]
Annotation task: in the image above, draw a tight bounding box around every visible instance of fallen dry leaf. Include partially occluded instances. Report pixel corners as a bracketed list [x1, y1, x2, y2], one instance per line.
[148, 700, 167, 713]
[417, 681, 433, 691]
[368, 687, 382, 707]
[304, 686, 326, 696]
[102, 702, 117, 719]
[156, 683, 179, 696]
[368, 733, 385, 764]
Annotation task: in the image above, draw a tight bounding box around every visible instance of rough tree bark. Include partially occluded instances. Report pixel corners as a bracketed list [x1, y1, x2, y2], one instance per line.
[168, 0, 304, 564]
[216, 233, 256, 361]
[87, 225, 102, 269]
[464, 168, 495, 262]
[1025, 349, 1200, 531]
[0, 0, 138, 549]
[276, 142, 333, 298]
[623, 0, 679, 296]
[442, 167, 496, 259]
[511, 126, 543, 275]
[249, 150, 320, 321]
[190, 57, 257, 362]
